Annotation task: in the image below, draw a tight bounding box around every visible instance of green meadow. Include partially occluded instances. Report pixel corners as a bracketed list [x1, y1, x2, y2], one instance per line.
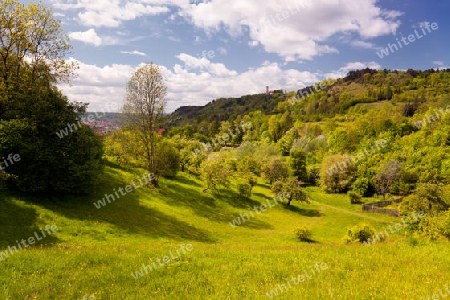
[1, 162, 449, 300]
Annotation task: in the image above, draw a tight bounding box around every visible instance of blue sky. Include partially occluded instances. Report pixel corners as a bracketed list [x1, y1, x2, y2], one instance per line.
[27, 0, 450, 112]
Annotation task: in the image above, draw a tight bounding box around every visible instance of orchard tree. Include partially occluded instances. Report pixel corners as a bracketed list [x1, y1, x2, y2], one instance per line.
[271, 177, 308, 206]
[199, 155, 232, 192]
[262, 159, 289, 184]
[122, 63, 167, 186]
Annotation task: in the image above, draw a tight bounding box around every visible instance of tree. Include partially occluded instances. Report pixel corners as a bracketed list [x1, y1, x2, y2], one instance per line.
[0, 90, 103, 194]
[376, 159, 402, 200]
[289, 148, 307, 182]
[155, 139, 180, 177]
[199, 155, 232, 192]
[122, 63, 167, 186]
[320, 154, 355, 193]
[0, 1, 102, 195]
[0, 0, 76, 91]
[262, 159, 289, 184]
[271, 177, 308, 206]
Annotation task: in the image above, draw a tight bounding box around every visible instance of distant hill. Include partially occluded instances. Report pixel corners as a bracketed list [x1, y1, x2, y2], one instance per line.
[166, 92, 287, 128]
[165, 68, 450, 132]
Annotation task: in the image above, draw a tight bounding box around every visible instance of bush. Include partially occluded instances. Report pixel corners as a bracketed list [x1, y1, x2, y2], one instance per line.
[345, 223, 376, 243]
[237, 183, 252, 198]
[296, 226, 313, 242]
[351, 177, 369, 196]
[348, 191, 362, 204]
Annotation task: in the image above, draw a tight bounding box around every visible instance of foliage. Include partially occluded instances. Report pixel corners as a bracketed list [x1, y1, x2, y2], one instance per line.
[199, 155, 232, 191]
[237, 156, 261, 176]
[155, 139, 180, 177]
[262, 159, 289, 184]
[271, 177, 308, 206]
[237, 183, 252, 198]
[351, 177, 369, 197]
[0, 90, 103, 194]
[122, 63, 167, 185]
[295, 226, 313, 242]
[289, 148, 307, 182]
[348, 191, 362, 204]
[344, 223, 376, 243]
[376, 159, 402, 200]
[320, 154, 356, 193]
[0, 0, 76, 91]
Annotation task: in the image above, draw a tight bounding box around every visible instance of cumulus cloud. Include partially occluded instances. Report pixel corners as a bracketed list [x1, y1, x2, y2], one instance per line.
[58, 57, 333, 113]
[69, 29, 102, 46]
[180, 0, 402, 61]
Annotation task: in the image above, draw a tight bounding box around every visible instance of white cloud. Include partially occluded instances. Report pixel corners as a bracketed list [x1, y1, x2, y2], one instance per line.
[69, 29, 102, 46]
[168, 36, 181, 42]
[52, 0, 171, 27]
[340, 61, 381, 71]
[59, 57, 340, 113]
[351, 40, 375, 49]
[121, 50, 147, 57]
[179, 0, 402, 61]
[433, 61, 444, 66]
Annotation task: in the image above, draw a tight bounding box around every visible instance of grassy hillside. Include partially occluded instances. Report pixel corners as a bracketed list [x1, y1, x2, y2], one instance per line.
[1, 162, 449, 299]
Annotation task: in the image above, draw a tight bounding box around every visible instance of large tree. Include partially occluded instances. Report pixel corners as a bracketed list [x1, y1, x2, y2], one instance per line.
[0, 0, 76, 92]
[122, 63, 167, 186]
[0, 0, 102, 195]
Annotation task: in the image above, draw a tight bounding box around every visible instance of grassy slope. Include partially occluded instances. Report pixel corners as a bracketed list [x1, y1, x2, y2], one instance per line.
[0, 163, 449, 299]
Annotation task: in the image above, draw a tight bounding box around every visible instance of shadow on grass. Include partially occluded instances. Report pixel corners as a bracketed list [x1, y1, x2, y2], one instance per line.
[282, 203, 323, 217]
[0, 192, 60, 249]
[160, 180, 273, 230]
[298, 238, 319, 244]
[4, 170, 216, 244]
[170, 174, 202, 188]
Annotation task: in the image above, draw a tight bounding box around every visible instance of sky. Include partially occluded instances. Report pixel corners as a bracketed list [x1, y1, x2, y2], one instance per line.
[25, 0, 450, 113]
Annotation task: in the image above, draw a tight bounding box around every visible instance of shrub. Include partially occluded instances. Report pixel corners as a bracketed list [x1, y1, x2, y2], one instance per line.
[237, 183, 252, 198]
[351, 177, 369, 196]
[345, 223, 376, 243]
[348, 191, 362, 204]
[296, 226, 313, 242]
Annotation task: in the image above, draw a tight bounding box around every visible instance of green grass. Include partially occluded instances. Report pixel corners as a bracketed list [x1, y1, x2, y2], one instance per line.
[1, 163, 449, 299]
